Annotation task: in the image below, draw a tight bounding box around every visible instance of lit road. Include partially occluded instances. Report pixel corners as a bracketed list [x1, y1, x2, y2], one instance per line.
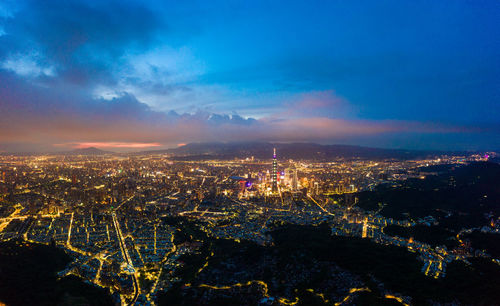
[112, 212, 140, 305]
[114, 195, 136, 211]
[307, 194, 333, 215]
[67, 212, 74, 245]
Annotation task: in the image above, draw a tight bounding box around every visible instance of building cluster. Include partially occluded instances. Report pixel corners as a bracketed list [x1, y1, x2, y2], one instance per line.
[0, 150, 494, 304]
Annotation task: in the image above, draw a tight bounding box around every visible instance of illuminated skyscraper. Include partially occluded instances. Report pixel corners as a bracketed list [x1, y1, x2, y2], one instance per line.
[291, 167, 298, 191]
[272, 148, 278, 193]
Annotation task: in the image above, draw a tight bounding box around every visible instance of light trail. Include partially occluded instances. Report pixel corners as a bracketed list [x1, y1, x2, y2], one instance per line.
[335, 287, 371, 305]
[384, 294, 410, 306]
[305, 288, 329, 303]
[199, 280, 299, 305]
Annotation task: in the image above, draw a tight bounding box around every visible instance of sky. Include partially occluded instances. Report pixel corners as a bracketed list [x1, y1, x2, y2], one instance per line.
[0, 0, 499, 152]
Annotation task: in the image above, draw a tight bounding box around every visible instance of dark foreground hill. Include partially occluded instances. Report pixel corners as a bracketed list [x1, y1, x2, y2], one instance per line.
[158, 220, 500, 306]
[0, 240, 113, 306]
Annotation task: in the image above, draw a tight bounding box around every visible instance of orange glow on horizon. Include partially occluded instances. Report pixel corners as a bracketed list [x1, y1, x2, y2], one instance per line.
[177, 143, 187, 147]
[57, 142, 163, 149]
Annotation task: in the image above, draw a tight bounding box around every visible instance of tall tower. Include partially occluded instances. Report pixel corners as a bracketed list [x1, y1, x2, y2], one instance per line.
[291, 167, 298, 191]
[272, 148, 278, 193]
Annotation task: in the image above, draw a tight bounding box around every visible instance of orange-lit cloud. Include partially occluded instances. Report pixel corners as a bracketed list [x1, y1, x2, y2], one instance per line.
[64, 142, 162, 149]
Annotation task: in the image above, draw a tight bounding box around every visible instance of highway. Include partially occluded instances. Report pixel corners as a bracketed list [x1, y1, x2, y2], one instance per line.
[67, 212, 74, 245]
[112, 212, 140, 305]
[307, 194, 333, 215]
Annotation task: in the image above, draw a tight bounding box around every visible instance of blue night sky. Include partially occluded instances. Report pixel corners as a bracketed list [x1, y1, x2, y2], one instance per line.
[0, 0, 498, 151]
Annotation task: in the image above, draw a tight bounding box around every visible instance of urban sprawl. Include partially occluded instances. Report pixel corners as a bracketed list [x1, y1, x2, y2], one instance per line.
[0, 150, 496, 305]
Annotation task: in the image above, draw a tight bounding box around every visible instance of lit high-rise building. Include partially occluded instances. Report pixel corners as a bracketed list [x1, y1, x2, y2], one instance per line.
[291, 167, 298, 191]
[272, 148, 278, 193]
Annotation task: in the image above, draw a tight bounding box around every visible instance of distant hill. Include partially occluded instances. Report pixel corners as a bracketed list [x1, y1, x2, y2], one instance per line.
[0, 146, 114, 156]
[142, 142, 449, 160]
[65, 147, 113, 155]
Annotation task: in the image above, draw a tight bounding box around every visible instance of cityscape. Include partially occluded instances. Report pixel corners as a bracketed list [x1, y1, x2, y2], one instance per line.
[0, 146, 499, 305]
[0, 1, 499, 305]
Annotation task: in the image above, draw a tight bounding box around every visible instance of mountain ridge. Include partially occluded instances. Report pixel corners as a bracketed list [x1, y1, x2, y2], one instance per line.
[54, 147, 114, 155]
[140, 142, 457, 160]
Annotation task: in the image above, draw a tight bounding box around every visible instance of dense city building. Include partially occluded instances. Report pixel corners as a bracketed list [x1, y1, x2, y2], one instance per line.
[0, 148, 498, 305]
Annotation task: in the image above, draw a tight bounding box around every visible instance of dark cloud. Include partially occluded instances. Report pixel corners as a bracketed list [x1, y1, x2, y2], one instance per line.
[0, 0, 165, 85]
